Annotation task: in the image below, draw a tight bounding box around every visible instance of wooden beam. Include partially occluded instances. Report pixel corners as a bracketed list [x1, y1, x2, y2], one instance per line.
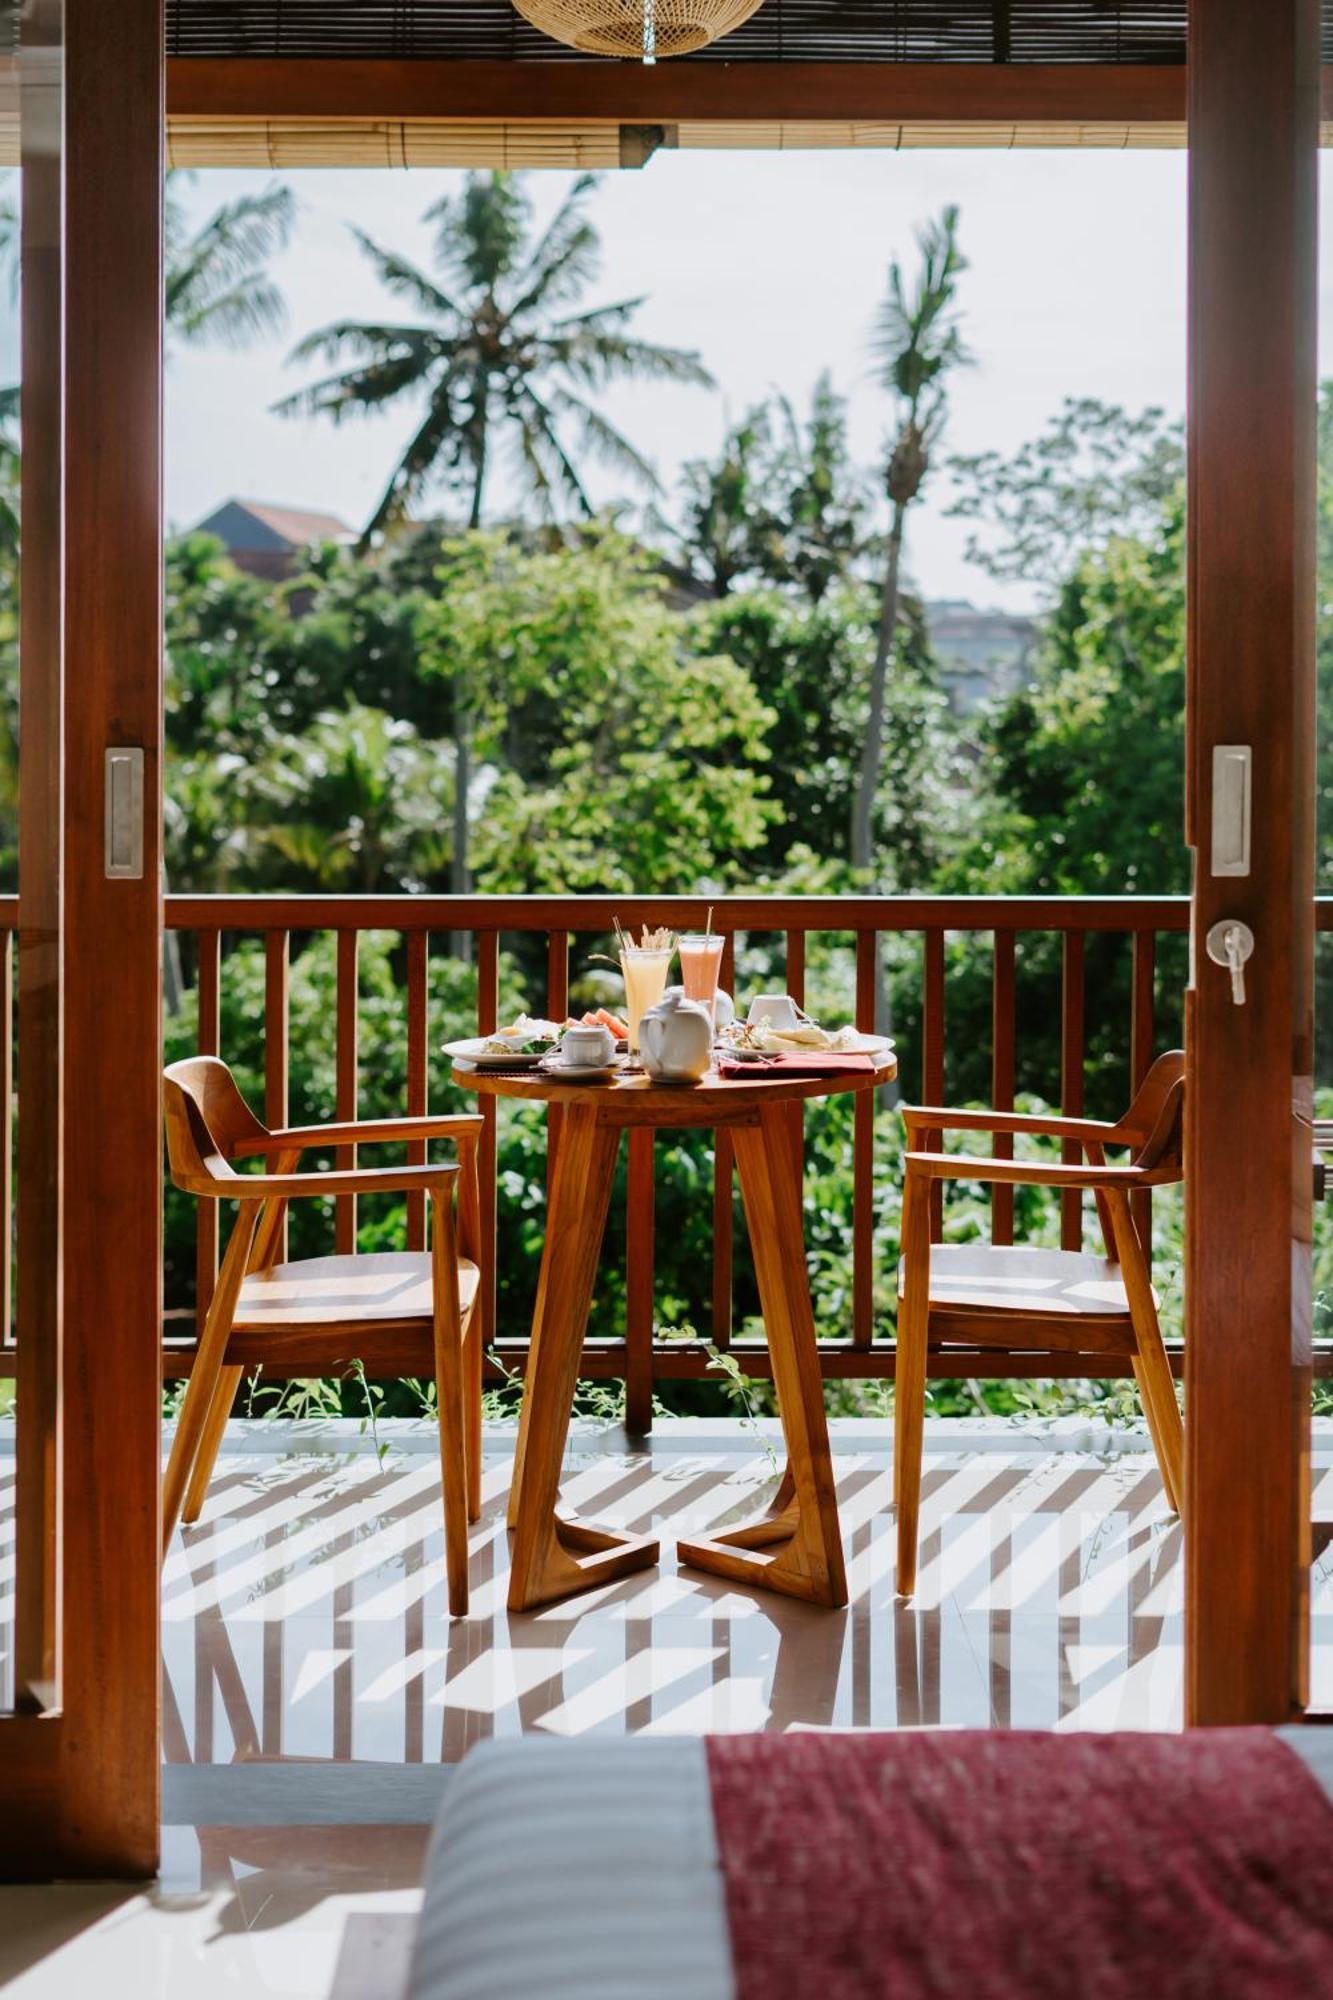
[165, 57, 1188, 127]
[57, 0, 163, 1874]
[1185, 0, 1317, 1725]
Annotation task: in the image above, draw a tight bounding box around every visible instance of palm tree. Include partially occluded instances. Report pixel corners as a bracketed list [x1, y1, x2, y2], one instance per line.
[274, 171, 713, 541]
[851, 207, 969, 875]
[165, 176, 295, 352]
[277, 170, 711, 907]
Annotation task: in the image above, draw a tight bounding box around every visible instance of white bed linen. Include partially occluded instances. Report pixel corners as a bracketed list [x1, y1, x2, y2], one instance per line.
[407, 1737, 734, 2000]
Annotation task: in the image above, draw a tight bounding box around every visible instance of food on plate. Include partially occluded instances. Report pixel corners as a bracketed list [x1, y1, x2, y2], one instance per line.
[480, 1015, 561, 1057]
[720, 1016, 862, 1056]
[565, 1007, 629, 1042]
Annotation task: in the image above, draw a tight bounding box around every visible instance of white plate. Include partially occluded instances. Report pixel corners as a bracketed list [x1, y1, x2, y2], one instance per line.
[720, 1029, 895, 1058]
[444, 1036, 553, 1069]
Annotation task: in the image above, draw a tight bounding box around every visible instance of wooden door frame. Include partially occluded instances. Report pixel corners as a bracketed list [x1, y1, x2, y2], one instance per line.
[0, 0, 164, 1877]
[1184, 0, 1318, 1725]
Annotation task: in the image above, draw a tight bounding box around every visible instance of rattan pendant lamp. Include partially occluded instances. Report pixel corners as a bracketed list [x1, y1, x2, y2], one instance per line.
[512, 0, 766, 62]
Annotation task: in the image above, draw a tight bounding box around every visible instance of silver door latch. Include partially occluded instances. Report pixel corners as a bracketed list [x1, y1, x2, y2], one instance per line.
[1205, 919, 1254, 1005]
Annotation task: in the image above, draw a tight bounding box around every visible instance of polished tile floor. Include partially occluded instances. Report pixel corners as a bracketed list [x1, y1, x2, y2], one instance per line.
[3, 1416, 1333, 1999]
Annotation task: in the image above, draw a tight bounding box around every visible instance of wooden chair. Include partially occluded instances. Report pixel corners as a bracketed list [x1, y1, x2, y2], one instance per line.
[894, 1050, 1185, 1598]
[162, 1057, 485, 1615]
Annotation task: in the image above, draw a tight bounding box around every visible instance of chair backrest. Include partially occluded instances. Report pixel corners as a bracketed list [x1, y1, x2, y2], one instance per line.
[1108, 1050, 1186, 1177]
[164, 1057, 270, 1197]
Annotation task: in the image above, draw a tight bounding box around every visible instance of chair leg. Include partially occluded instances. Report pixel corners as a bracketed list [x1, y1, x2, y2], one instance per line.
[432, 1188, 471, 1616]
[182, 1364, 244, 1525]
[466, 1312, 483, 1524]
[895, 1168, 932, 1598]
[1107, 1189, 1183, 1515]
[163, 1202, 261, 1555]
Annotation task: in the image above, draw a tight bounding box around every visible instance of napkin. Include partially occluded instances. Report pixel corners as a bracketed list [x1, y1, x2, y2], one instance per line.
[717, 1051, 879, 1080]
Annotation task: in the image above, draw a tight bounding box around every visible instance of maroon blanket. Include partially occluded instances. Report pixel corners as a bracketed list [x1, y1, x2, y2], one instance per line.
[706, 1730, 1333, 1999]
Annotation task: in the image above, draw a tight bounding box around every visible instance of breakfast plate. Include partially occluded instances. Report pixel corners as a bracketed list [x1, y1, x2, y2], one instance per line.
[444, 1035, 553, 1070]
[719, 1027, 895, 1060]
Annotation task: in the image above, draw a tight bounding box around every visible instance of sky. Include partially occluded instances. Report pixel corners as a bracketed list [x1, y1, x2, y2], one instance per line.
[166, 148, 1201, 614]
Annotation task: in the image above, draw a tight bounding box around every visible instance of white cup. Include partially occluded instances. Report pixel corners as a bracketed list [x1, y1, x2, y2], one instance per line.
[747, 993, 800, 1032]
[712, 989, 736, 1033]
[560, 1023, 615, 1068]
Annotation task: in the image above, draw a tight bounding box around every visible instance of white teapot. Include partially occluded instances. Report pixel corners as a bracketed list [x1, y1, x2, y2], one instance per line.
[639, 988, 713, 1084]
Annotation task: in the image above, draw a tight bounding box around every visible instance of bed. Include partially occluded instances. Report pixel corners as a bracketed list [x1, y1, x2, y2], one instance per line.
[407, 1728, 1333, 2000]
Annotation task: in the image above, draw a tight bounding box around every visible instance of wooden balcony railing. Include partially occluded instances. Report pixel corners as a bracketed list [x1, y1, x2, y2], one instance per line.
[1, 892, 1330, 1400]
[161, 892, 1198, 1412]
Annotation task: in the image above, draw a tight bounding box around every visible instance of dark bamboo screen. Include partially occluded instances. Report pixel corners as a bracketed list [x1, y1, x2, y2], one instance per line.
[166, 1, 1190, 65]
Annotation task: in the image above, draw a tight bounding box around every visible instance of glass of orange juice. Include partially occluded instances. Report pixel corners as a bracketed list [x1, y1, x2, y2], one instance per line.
[678, 932, 724, 1028]
[620, 945, 673, 1052]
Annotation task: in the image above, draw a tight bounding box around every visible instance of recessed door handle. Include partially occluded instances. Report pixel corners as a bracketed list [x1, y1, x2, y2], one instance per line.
[104, 747, 144, 879]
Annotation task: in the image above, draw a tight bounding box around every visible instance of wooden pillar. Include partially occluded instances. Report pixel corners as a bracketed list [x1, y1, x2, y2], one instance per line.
[57, 0, 164, 1869]
[1185, 0, 1318, 1724]
[14, 0, 64, 1715]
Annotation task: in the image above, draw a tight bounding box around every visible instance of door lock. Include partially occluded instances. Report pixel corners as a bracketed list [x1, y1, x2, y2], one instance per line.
[1205, 919, 1254, 1006]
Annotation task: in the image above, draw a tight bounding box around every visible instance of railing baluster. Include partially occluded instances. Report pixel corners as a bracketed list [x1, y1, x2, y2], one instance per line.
[196, 929, 221, 1334]
[854, 929, 877, 1348]
[922, 929, 946, 1241]
[335, 930, 359, 1255]
[786, 928, 806, 1010]
[1131, 928, 1157, 1260]
[786, 927, 809, 1320]
[991, 930, 1016, 1246]
[265, 930, 290, 1262]
[1060, 931, 1085, 1251]
[405, 930, 429, 1254]
[477, 930, 499, 1352]
[626, 1127, 654, 1434]
[712, 931, 736, 1349]
[1, 929, 13, 1346]
[546, 930, 568, 1198]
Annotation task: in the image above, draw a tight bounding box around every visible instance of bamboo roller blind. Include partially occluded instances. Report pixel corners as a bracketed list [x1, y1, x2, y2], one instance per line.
[156, 115, 1190, 167]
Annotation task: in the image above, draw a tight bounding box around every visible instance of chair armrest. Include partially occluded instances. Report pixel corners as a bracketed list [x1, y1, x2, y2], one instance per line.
[233, 1115, 484, 1159]
[222, 1161, 461, 1201]
[903, 1151, 1167, 1191]
[901, 1104, 1121, 1145]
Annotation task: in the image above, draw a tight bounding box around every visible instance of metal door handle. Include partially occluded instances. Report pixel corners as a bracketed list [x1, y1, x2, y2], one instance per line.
[1205, 919, 1254, 1005]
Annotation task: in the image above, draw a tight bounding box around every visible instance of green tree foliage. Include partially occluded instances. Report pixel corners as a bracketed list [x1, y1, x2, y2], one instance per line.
[967, 499, 1188, 896]
[687, 583, 967, 887]
[666, 374, 871, 605]
[948, 397, 1185, 593]
[421, 528, 777, 895]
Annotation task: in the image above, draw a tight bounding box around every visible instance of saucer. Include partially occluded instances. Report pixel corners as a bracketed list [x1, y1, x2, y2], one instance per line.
[539, 1055, 622, 1083]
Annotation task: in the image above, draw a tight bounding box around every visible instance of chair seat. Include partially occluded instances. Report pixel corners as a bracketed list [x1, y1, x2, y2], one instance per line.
[232, 1251, 480, 1332]
[898, 1244, 1158, 1355]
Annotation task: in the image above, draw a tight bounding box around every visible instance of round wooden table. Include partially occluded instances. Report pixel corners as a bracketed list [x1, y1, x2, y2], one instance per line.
[460, 1056, 896, 1614]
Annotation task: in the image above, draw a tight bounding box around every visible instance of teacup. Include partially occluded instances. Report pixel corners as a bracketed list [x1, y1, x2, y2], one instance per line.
[560, 1022, 615, 1069]
[748, 993, 800, 1032]
[712, 989, 736, 1033]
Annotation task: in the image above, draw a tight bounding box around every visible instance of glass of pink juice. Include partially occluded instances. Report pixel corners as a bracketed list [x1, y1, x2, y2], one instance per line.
[678, 933, 725, 1027]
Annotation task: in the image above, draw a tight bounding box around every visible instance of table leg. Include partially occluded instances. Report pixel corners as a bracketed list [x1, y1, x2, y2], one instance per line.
[507, 1102, 660, 1612]
[507, 1116, 568, 1531]
[678, 1103, 848, 1607]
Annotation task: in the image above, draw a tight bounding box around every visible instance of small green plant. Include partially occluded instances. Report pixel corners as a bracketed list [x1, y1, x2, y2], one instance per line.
[704, 1341, 780, 1475]
[346, 1357, 391, 1465]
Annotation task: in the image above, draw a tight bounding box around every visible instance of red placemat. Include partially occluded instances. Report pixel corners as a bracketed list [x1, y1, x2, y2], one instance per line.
[716, 1052, 878, 1079]
[707, 1729, 1333, 2000]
